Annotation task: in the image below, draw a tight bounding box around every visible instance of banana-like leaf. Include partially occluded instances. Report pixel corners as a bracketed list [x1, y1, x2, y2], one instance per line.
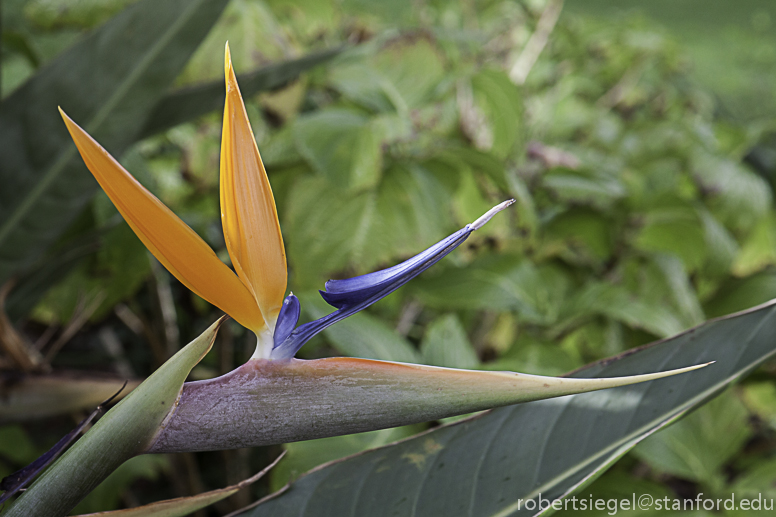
[0, 372, 138, 423]
[529, 407, 695, 517]
[139, 46, 346, 138]
[0, 0, 229, 287]
[71, 451, 285, 517]
[2, 318, 223, 517]
[147, 357, 705, 453]
[235, 300, 776, 517]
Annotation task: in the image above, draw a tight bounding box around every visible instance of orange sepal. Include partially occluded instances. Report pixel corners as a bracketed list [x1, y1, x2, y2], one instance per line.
[60, 109, 265, 332]
[220, 44, 287, 327]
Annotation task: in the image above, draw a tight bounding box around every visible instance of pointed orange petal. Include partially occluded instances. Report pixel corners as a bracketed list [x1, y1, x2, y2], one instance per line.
[220, 43, 287, 326]
[60, 108, 265, 332]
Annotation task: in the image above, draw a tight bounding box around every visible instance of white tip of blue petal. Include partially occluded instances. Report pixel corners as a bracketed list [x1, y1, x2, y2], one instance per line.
[471, 199, 515, 230]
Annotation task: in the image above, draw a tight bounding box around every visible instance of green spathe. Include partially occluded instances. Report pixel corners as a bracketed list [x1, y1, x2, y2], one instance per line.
[147, 356, 707, 453]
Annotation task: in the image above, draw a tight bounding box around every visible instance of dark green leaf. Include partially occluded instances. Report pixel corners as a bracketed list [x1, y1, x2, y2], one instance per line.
[693, 151, 771, 233]
[572, 282, 685, 338]
[730, 457, 776, 500]
[542, 172, 626, 209]
[270, 426, 422, 492]
[652, 254, 705, 328]
[0, 0, 230, 287]
[732, 212, 776, 277]
[543, 208, 615, 265]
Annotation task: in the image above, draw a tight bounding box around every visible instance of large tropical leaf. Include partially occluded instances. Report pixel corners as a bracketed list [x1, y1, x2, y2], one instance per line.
[239, 300, 776, 516]
[0, 0, 230, 287]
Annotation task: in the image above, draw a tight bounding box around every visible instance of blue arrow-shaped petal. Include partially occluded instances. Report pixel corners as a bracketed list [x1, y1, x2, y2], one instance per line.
[270, 200, 514, 359]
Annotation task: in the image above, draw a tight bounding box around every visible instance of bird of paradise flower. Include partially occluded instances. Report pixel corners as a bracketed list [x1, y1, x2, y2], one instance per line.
[57, 44, 709, 452]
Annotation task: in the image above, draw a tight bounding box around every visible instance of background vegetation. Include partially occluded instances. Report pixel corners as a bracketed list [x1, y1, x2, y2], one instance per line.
[3, 0, 776, 514]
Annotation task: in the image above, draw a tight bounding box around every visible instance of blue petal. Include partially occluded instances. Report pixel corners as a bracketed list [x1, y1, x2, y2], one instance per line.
[270, 200, 514, 360]
[319, 226, 472, 309]
[273, 293, 300, 348]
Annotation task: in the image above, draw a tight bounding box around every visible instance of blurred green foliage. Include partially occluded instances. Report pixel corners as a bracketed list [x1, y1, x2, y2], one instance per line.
[567, 0, 776, 123]
[4, 0, 776, 514]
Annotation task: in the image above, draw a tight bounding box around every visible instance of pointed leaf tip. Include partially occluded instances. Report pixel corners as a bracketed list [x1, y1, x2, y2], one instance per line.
[58, 110, 265, 333]
[221, 45, 287, 327]
[148, 358, 710, 453]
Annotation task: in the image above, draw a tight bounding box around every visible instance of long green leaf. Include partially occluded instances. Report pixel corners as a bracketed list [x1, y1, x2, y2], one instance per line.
[532, 408, 693, 517]
[237, 300, 776, 517]
[3, 318, 223, 517]
[0, 0, 229, 286]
